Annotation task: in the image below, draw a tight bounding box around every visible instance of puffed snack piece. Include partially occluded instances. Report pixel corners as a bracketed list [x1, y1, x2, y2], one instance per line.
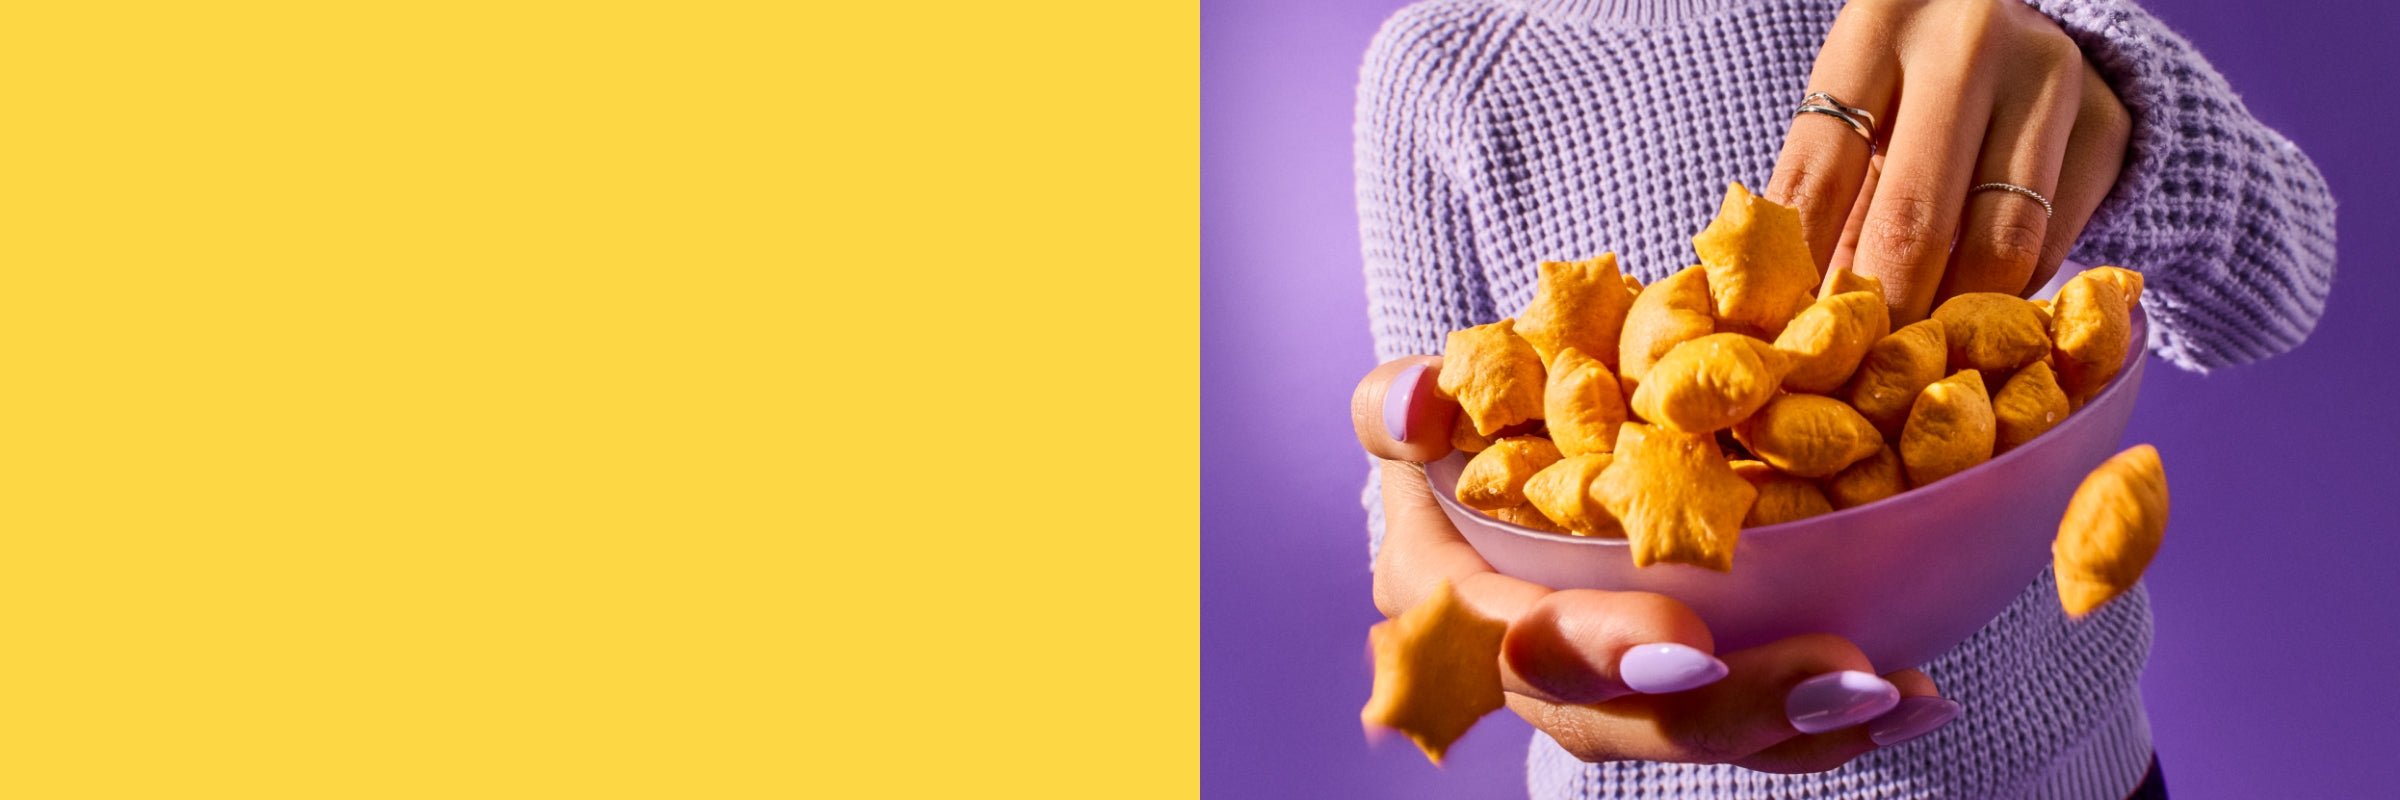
[1730, 460, 1834, 527]
[1523, 453, 1623, 537]
[1545, 347, 1628, 457]
[1899, 370, 1996, 487]
[2054, 444, 2169, 617]
[1438, 319, 1547, 436]
[1451, 412, 1496, 454]
[1818, 264, 1885, 302]
[1692, 182, 1820, 338]
[1931, 293, 2053, 373]
[1628, 333, 1791, 434]
[1774, 291, 1892, 394]
[1361, 579, 1508, 765]
[1455, 436, 1565, 511]
[1490, 503, 1569, 534]
[1618, 265, 1716, 397]
[2051, 266, 2144, 402]
[1824, 445, 1907, 510]
[1518, 253, 1637, 371]
[1731, 393, 1884, 479]
[1993, 360, 2071, 454]
[1847, 319, 1950, 442]
[1593, 423, 1758, 571]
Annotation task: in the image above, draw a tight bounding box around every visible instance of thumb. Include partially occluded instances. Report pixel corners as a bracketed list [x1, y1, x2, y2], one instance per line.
[1352, 355, 1458, 462]
[1501, 589, 1723, 705]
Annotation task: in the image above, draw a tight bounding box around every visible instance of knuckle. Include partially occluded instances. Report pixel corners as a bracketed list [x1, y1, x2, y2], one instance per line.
[1971, 215, 2046, 272]
[2080, 81, 2132, 141]
[1538, 709, 1622, 763]
[1858, 193, 1947, 269]
[1658, 719, 1748, 764]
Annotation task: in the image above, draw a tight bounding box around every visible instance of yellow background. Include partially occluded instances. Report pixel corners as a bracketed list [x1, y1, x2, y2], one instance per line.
[0, 2, 1195, 797]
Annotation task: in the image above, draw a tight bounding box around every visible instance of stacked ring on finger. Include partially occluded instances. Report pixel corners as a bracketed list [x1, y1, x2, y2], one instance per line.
[1970, 182, 2054, 219]
[1794, 92, 1878, 154]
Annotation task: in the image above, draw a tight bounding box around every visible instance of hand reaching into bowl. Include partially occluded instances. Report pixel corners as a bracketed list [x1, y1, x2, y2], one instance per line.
[1352, 358, 1960, 769]
[1764, 0, 2131, 325]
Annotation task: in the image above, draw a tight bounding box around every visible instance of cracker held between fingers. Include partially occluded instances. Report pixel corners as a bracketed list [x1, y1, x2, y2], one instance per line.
[2054, 444, 2169, 617]
[1360, 579, 1509, 764]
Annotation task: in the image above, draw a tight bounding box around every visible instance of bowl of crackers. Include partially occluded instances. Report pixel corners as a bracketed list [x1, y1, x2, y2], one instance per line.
[1420, 183, 2151, 671]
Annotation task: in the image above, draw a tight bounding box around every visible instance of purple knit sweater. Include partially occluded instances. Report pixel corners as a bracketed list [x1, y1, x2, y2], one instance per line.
[1353, 0, 2337, 797]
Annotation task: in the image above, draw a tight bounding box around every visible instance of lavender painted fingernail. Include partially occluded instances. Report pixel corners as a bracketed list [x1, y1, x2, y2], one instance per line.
[1617, 643, 1729, 694]
[1785, 671, 1901, 734]
[1385, 362, 1428, 442]
[1868, 696, 1961, 746]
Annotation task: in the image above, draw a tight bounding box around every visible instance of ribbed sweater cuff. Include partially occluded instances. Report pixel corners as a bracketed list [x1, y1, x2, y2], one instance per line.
[2022, 690, 2155, 800]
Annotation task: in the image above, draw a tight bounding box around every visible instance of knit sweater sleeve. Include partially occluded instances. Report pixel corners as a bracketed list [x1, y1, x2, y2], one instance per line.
[1354, 3, 1518, 559]
[2032, 0, 2339, 372]
[1356, 2, 1514, 363]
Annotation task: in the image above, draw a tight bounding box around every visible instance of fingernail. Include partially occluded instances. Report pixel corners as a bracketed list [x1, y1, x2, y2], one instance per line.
[1785, 671, 1901, 734]
[1868, 696, 1961, 746]
[1618, 643, 1729, 694]
[1385, 363, 1428, 442]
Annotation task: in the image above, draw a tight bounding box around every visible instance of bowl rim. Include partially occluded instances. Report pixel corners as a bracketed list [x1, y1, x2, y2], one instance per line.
[1434, 295, 2149, 548]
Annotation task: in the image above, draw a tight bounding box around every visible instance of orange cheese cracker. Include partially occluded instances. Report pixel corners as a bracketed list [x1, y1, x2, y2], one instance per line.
[1361, 579, 1508, 764]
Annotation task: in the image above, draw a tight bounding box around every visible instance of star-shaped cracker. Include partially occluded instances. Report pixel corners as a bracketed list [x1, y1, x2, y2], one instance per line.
[1593, 423, 1757, 571]
[1693, 182, 1819, 337]
[1360, 579, 1508, 765]
[1517, 253, 1636, 371]
[1437, 319, 1547, 436]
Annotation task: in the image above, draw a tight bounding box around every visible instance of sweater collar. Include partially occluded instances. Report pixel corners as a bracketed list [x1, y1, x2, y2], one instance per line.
[1517, 0, 1765, 29]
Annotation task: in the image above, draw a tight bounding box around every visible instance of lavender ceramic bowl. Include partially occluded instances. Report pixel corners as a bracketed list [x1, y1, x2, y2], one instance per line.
[1427, 295, 2147, 671]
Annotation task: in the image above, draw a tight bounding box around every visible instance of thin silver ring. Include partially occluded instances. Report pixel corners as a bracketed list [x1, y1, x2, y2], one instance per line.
[1794, 92, 1878, 155]
[1801, 92, 1877, 133]
[1970, 182, 2054, 219]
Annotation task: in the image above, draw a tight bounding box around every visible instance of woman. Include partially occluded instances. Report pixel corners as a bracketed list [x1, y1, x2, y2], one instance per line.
[1348, 0, 2335, 796]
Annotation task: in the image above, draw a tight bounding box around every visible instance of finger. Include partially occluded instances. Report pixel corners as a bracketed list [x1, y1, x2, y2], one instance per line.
[1851, 61, 1995, 325]
[1766, 8, 1900, 269]
[1827, 153, 1882, 276]
[1369, 460, 1548, 621]
[1732, 668, 1950, 772]
[1510, 633, 1893, 765]
[1351, 356, 1458, 462]
[2029, 66, 2132, 294]
[1866, 669, 1961, 747]
[1937, 44, 2082, 304]
[1500, 590, 1721, 706]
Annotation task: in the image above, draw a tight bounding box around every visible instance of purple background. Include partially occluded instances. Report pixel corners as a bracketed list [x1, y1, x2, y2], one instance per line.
[1203, 1, 2400, 798]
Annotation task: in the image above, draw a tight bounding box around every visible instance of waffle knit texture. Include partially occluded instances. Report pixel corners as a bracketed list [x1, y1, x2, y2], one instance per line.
[1353, 0, 2336, 796]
